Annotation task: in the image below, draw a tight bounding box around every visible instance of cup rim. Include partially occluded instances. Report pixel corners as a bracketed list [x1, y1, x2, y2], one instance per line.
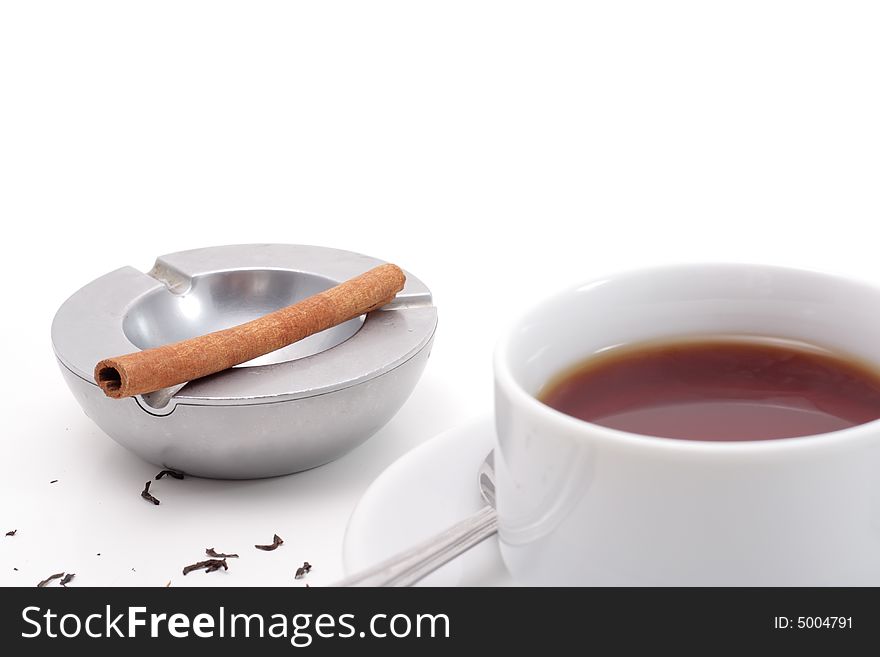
[494, 261, 880, 455]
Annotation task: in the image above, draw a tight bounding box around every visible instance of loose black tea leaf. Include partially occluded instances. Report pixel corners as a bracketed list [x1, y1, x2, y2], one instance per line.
[5, 530, 16, 537]
[60, 573, 75, 587]
[295, 561, 313, 579]
[141, 481, 160, 505]
[13, 567, 18, 571]
[254, 534, 284, 551]
[37, 572, 64, 588]
[182, 558, 228, 576]
[206, 548, 239, 559]
[49, 480, 58, 484]
[155, 470, 184, 480]
[303, 561, 312, 573]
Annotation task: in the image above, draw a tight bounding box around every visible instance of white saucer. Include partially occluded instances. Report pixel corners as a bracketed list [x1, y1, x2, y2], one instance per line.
[342, 417, 515, 586]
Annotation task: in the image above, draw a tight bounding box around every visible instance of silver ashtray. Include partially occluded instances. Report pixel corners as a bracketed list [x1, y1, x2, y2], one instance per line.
[51, 244, 437, 478]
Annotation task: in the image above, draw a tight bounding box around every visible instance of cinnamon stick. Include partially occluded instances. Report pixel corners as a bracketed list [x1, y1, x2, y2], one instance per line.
[95, 263, 406, 399]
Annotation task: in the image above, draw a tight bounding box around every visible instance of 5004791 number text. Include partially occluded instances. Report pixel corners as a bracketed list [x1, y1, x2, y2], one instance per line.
[773, 617, 852, 629]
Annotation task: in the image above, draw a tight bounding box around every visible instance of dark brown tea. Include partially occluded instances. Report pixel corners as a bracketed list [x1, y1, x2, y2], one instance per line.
[539, 337, 880, 441]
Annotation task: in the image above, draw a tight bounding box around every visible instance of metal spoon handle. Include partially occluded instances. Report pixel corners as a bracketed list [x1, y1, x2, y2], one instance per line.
[335, 505, 498, 587]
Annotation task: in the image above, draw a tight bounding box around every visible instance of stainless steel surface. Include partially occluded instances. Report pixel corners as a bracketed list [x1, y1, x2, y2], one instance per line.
[52, 244, 437, 479]
[335, 451, 497, 587]
[124, 269, 365, 367]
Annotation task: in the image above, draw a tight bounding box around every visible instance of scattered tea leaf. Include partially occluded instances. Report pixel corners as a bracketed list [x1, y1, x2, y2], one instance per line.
[141, 481, 160, 505]
[206, 548, 239, 559]
[255, 534, 284, 551]
[37, 572, 65, 588]
[295, 561, 313, 579]
[166, 581, 171, 587]
[49, 480, 58, 484]
[60, 573, 75, 587]
[156, 469, 184, 480]
[182, 558, 228, 576]
[4, 529, 16, 537]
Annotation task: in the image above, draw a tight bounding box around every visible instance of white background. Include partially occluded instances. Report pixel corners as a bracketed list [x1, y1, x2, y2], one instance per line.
[1, 1, 879, 586]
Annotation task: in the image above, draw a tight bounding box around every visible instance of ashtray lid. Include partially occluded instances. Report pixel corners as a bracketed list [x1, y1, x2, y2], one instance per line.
[52, 244, 437, 409]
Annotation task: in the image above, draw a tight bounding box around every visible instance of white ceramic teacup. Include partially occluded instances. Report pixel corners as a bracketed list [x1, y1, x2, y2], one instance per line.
[493, 263, 880, 585]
